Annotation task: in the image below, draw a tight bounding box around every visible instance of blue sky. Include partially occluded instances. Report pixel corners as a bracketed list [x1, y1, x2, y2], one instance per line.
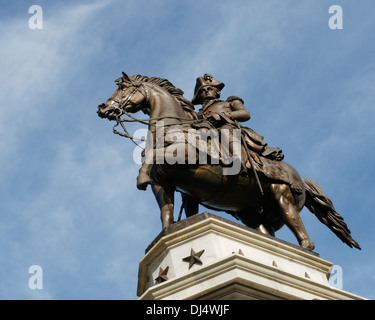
[0, 0, 374, 299]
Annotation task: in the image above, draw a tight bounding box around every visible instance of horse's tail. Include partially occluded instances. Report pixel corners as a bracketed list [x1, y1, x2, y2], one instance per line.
[302, 178, 361, 250]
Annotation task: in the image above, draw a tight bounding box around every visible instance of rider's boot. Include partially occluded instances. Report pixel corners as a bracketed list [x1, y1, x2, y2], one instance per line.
[137, 163, 152, 190]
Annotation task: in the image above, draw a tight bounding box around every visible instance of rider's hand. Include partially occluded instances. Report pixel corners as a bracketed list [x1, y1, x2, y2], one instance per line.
[207, 114, 222, 122]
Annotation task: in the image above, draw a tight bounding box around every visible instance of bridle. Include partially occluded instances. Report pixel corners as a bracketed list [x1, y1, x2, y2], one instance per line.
[112, 84, 149, 148]
[115, 81, 147, 116]
[112, 82, 200, 149]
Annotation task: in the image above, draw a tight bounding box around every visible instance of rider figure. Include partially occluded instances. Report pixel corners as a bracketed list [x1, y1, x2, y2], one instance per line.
[136, 73, 284, 191]
[192, 74, 284, 164]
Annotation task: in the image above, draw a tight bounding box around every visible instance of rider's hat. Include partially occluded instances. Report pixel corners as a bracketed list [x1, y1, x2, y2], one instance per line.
[192, 74, 225, 105]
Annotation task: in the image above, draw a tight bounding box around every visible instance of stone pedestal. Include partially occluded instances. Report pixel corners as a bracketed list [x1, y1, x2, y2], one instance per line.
[137, 213, 365, 300]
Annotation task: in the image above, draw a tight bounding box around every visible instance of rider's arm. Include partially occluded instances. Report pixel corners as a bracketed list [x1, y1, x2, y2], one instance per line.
[225, 96, 250, 122]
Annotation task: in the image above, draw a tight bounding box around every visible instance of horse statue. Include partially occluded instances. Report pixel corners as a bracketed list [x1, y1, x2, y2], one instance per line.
[97, 73, 360, 251]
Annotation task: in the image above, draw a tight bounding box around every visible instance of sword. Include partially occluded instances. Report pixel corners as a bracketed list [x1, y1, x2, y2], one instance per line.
[241, 133, 264, 196]
[208, 113, 265, 197]
[228, 117, 264, 197]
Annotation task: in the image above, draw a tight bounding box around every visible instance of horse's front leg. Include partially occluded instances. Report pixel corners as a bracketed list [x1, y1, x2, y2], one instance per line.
[152, 183, 175, 229]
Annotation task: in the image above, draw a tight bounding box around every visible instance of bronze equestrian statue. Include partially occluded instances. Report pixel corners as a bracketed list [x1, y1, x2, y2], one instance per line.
[97, 72, 360, 251]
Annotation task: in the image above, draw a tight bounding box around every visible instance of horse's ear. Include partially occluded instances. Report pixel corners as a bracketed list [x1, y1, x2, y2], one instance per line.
[122, 72, 131, 82]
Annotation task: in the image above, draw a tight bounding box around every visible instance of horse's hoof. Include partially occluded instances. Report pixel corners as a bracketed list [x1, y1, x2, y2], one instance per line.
[300, 239, 315, 251]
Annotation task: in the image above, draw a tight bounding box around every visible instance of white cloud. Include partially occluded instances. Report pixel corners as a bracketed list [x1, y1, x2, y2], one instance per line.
[0, 2, 109, 172]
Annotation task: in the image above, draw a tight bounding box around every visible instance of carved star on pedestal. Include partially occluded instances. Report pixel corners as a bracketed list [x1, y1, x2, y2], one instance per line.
[154, 266, 169, 284]
[182, 248, 205, 269]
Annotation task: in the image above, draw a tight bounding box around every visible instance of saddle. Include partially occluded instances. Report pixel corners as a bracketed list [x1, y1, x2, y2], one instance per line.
[156, 119, 302, 194]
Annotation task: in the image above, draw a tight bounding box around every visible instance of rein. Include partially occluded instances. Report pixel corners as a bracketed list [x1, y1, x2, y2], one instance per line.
[113, 113, 196, 148]
[112, 82, 203, 148]
[113, 106, 200, 150]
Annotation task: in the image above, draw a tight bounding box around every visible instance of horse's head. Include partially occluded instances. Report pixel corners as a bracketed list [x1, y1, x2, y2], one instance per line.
[97, 72, 148, 120]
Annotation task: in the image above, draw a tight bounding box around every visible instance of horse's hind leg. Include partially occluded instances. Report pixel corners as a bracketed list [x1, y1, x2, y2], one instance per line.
[270, 183, 315, 250]
[152, 183, 175, 229]
[181, 194, 199, 218]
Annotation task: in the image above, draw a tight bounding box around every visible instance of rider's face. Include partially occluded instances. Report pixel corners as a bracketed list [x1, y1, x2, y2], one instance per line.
[198, 86, 219, 100]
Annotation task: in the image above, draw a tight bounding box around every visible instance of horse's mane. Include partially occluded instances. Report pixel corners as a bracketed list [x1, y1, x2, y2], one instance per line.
[119, 74, 198, 120]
